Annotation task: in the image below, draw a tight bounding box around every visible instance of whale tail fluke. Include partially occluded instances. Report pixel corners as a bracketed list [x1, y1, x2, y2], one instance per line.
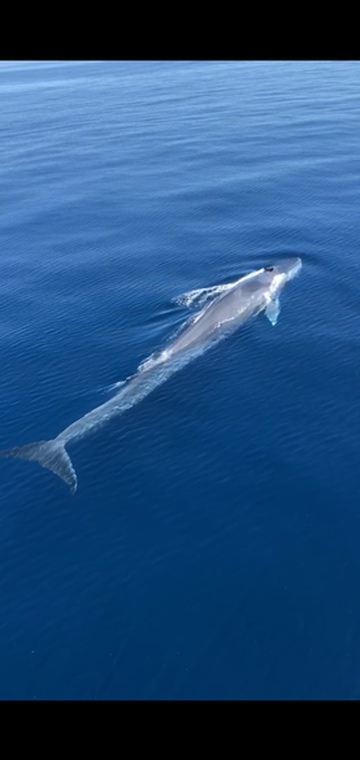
[0, 439, 78, 493]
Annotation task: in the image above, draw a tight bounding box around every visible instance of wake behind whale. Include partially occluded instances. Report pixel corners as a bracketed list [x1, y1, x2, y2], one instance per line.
[0, 258, 302, 493]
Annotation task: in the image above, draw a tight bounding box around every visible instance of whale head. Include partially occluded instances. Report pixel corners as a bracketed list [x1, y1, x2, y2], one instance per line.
[258, 257, 302, 296]
[266, 257, 302, 281]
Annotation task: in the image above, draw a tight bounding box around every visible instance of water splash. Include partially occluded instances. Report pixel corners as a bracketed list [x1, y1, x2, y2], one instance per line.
[97, 379, 127, 395]
[137, 347, 172, 373]
[173, 280, 239, 309]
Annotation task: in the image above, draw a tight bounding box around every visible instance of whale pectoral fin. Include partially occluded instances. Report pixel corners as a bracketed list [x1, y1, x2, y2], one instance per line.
[265, 297, 280, 326]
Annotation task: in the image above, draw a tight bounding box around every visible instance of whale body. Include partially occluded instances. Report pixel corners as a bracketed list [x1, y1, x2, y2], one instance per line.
[0, 258, 302, 493]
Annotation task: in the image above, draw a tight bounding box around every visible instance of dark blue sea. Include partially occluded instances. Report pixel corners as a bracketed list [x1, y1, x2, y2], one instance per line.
[1, 61, 360, 700]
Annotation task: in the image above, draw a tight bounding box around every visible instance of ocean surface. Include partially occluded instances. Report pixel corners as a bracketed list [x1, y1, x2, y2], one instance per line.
[1, 61, 360, 700]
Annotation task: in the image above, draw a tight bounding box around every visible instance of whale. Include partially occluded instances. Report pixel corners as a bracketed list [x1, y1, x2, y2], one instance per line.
[0, 257, 302, 493]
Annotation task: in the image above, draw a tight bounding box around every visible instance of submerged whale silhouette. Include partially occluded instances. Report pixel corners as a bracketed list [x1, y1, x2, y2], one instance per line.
[0, 258, 302, 493]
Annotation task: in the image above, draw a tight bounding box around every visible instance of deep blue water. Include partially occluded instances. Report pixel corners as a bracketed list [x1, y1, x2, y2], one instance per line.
[1, 61, 360, 700]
